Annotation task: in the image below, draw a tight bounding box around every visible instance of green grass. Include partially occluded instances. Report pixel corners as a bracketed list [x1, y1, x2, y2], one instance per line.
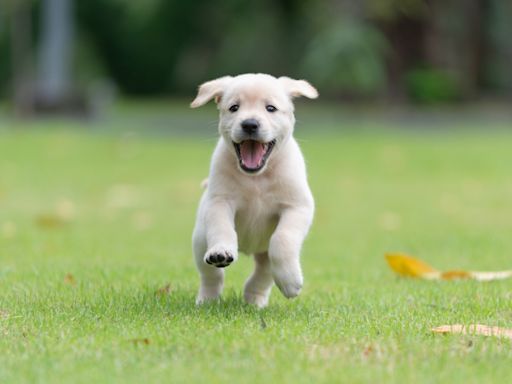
[1, 105, 512, 383]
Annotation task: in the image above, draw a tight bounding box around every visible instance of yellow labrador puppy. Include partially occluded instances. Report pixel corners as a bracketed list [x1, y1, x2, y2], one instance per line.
[190, 73, 318, 308]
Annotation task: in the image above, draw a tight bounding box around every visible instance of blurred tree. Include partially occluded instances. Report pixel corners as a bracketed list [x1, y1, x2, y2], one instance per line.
[76, 0, 314, 94]
[423, 0, 483, 98]
[301, 0, 389, 98]
[1, 0, 511, 103]
[36, 0, 74, 107]
[5, 0, 90, 116]
[368, 0, 429, 100]
[302, 19, 389, 98]
[0, 4, 12, 98]
[484, 0, 512, 94]
[8, 0, 34, 116]
[76, 0, 210, 94]
[187, 0, 312, 87]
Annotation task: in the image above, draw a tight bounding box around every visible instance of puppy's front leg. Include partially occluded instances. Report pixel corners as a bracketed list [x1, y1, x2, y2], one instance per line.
[194, 198, 238, 304]
[204, 198, 238, 268]
[269, 207, 313, 299]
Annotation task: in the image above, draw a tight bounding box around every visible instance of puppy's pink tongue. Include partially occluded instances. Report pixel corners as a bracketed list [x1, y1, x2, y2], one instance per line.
[240, 140, 265, 169]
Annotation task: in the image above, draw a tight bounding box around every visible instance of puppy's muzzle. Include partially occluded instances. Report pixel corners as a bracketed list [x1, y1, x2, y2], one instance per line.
[241, 119, 259, 135]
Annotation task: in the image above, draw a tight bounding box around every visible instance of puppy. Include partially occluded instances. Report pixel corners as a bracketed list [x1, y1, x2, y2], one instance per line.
[190, 73, 318, 308]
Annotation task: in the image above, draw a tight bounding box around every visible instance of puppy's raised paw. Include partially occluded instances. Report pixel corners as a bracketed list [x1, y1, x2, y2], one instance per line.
[272, 263, 303, 299]
[204, 246, 237, 268]
[275, 280, 302, 298]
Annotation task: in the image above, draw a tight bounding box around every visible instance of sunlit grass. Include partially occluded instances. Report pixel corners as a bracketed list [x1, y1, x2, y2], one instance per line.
[1, 112, 512, 383]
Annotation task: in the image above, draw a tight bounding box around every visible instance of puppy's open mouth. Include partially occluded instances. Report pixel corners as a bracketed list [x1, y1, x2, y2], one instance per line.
[233, 139, 276, 173]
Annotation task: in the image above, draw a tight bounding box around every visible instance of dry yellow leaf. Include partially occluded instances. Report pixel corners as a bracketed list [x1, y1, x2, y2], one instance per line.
[440, 270, 472, 280]
[155, 283, 172, 297]
[385, 252, 512, 282]
[128, 338, 151, 345]
[35, 199, 76, 229]
[432, 324, 512, 340]
[385, 253, 439, 279]
[64, 273, 76, 286]
[35, 214, 68, 229]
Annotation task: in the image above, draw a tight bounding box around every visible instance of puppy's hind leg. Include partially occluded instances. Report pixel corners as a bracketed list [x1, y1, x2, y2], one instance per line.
[193, 227, 224, 304]
[244, 252, 274, 308]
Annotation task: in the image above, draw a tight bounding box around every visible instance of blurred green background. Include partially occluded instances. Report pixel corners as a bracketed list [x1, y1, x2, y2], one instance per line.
[1, 0, 512, 115]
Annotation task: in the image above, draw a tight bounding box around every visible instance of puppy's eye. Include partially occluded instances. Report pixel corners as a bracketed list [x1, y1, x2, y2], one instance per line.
[266, 105, 277, 113]
[229, 104, 239, 113]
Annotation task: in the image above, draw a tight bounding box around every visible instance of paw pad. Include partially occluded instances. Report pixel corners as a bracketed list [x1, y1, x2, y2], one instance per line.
[205, 251, 234, 268]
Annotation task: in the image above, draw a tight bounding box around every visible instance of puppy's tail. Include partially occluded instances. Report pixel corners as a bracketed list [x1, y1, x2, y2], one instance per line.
[200, 178, 208, 190]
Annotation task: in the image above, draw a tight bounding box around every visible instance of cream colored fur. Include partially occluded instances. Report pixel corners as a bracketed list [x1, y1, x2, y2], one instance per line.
[190, 73, 318, 308]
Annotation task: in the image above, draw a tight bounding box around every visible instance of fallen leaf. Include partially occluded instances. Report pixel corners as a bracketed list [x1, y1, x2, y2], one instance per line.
[362, 345, 373, 358]
[385, 253, 512, 282]
[35, 199, 76, 229]
[128, 338, 151, 345]
[432, 324, 512, 340]
[155, 284, 171, 297]
[35, 214, 68, 229]
[64, 273, 76, 286]
[440, 270, 472, 280]
[385, 253, 439, 279]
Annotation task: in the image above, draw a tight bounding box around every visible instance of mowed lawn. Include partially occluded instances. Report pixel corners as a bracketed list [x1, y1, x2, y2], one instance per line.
[1, 106, 512, 383]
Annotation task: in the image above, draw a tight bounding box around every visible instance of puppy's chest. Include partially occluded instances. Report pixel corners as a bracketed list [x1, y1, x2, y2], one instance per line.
[233, 184, 280, 254]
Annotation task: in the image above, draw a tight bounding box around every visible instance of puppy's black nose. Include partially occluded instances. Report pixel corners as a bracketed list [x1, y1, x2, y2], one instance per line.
[241, 119, 259, 135]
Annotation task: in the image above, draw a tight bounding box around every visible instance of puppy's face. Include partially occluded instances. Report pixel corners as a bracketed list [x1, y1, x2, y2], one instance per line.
[191, 74, 318, 174]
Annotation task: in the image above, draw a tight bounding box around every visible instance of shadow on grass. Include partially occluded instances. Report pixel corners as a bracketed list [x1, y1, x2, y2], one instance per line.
[53, 283, 313, 325]
[146, 286, 311, 319]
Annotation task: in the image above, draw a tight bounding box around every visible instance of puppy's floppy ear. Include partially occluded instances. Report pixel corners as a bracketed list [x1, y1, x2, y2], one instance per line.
[190, 76, 233, 108]
[279, 76, 319, 99]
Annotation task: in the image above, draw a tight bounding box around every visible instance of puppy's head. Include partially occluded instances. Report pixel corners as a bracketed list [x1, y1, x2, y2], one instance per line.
[191, 73, 318, 175]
